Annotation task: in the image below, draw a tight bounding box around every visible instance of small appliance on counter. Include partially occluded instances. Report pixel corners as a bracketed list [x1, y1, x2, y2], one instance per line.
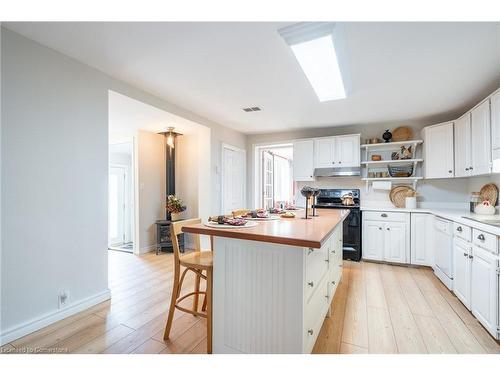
[313, 189, 362, 261]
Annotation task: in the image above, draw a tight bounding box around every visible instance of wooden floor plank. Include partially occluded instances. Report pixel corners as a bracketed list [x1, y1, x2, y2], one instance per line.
[131, 338, 167, 354]
[339, 342, 368, 354]
[413, 314, 457, 354]
[366, 306, 397, 354]
[71, 324, 135, 354]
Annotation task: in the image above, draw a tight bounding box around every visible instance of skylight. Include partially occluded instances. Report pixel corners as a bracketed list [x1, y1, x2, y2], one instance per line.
[278, 23, 346, 102]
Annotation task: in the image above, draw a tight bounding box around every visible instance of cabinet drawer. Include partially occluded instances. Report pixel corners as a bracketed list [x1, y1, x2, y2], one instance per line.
[472, 229, 498, 254]
[453, 222, 471, 242]
[304, 274, 329, 352]
[305, 246, 328, 301]
[363, 211, 407, 222]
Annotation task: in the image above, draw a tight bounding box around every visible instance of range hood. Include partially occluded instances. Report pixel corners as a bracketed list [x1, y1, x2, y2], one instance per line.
[313, 167, 361, 177]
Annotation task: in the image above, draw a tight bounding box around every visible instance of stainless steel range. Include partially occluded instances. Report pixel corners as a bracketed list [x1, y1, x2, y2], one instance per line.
[313, 189, 362, 261]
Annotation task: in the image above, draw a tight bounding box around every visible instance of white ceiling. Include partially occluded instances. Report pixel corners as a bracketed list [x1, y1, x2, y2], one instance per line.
[5, 22, 500, 134]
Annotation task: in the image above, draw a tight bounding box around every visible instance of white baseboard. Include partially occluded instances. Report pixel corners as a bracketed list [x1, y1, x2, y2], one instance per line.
[138, 244, 156, 254]
[0, 289, 111, 345]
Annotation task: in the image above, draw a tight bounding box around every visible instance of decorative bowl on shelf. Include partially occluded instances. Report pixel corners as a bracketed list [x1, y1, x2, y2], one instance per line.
[388, 164, 414, 178]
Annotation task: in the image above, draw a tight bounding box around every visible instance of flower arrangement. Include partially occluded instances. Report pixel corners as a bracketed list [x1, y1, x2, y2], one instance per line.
[166, 195, 186, 214]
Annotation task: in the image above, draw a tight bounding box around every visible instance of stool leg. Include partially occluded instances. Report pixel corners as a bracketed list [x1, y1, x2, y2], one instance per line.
[193, 272, 201, 315]
[164, 264, 181, 341]
[206, 269, 213, 354]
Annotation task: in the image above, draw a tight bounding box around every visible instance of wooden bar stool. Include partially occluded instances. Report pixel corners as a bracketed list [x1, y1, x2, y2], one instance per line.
[163, 218, 213, 353]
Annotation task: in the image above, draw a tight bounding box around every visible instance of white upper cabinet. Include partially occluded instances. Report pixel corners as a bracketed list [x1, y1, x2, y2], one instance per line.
[471, 99, 492, 176]
[314, 138, 336, 168]
[314, 135, 360, 168]
[335, 135, 360, 167]
[454, 113, 472, 178]
[491, 90, 500, 159]
[423, 122, 454, 179]
[292, 139, 315, 181]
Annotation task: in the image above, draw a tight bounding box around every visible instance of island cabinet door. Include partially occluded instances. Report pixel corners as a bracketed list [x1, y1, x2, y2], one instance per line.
[305, 246, 328, 302]
[362, 220, 384, 261]
[304, 273, 330, 353]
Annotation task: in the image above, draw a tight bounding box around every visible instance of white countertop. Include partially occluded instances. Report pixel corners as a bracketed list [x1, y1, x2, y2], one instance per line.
[361, 206, 500, 236]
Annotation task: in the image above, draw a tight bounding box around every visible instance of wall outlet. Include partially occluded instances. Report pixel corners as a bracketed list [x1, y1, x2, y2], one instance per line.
[58, 290, 70, 309]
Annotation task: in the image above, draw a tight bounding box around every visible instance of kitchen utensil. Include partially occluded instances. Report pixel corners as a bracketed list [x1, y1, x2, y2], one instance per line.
[367, 138, 380, 144]
[479, 183, 498, 206]
[371, 155, 382, 161]
[390, 186, 415, 208]
[392, 126, 413, 142]
[341, 193, 355, 206]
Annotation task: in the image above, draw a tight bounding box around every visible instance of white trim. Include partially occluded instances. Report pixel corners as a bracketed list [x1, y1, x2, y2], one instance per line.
[221, 143, 246, 215]
[139, 244, 157, 255]
[0, 289, 111, 345]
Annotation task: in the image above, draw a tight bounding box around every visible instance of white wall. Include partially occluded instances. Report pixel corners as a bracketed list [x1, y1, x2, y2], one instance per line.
[1, 28, 110, 342]
[0, 28, 245, 343]
[247, 121, 470, 208]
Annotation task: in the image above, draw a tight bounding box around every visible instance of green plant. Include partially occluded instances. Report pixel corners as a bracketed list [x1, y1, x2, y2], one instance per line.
[166, 195, 186, 214]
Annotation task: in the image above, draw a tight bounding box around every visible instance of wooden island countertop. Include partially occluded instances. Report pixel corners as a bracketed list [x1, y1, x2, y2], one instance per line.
[181, 208, 350, 248]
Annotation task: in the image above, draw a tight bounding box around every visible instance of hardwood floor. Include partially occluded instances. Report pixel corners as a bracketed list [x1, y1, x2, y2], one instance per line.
[2, 251, 498, 354]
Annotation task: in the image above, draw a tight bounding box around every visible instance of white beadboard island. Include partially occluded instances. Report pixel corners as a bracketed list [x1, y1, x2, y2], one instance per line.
[182, 209, 349, 353]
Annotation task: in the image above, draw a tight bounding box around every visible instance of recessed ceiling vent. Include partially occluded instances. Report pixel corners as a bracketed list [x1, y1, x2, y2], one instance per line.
[242, 107, 261, 112]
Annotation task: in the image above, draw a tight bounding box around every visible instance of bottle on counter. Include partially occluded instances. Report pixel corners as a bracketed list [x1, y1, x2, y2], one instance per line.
[470, 192, 481, 213]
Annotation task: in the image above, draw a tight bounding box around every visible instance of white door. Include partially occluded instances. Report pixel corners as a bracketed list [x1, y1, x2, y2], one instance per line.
[362, 220, 384, 261]
[222, 145, 246, 214]
[471, 246, 499, 336]
[453, 238, 471, 309]
[491, 91, 500, 159]
[384, 222, 407, 263]
[424, 122, 454, 178]
[314, 138, 335, 168]
[292, 140, 314, 181]
[454, 113, 472, 177]
[336, 135, 360, 167]
[109, 166, 126, 246]
[410, 213, 433, 266]
[471, 99, 492, 176]
[262, 151, 274, 209]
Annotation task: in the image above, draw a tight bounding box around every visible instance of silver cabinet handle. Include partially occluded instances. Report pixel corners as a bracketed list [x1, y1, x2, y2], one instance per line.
[325, 259, 329, 263]
[338, 161, 342, 164]
[456, 226, 463, 232]
[308, 329, 314, 335]
[477, 234, 485, 241]
[465, 168, 469, 171]
[387, 228, 390, 231]
[448, 170, 453, 173]
[469, 255, 473, 259]
[381, 213, 388, 217]
[325, 294, 329, 299]
[308, 281, 314, 287]
[463, 252, 468, 257]
[379, 227, 382, 230]
[332, 280, 336, 285]
[308, 248, 314, 255]
[470, 166, 473, 170]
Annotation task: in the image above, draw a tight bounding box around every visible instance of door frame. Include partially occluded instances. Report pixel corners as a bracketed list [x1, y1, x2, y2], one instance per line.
[221, 143, 247, 215]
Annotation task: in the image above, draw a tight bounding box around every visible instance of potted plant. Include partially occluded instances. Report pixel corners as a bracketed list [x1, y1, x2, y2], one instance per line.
[166, 195, 186, 221]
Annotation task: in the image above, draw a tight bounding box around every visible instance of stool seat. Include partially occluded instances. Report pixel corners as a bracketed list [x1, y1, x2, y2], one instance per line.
[179, 251, 213, 270]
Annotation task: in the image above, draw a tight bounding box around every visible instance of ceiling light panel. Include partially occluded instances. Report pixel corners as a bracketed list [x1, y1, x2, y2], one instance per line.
[278, 22, 346, 102]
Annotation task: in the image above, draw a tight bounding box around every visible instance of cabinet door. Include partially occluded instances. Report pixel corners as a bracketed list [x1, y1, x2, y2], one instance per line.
[410, 213, 433, 266]
[471, 99, 492, 176]
[424, 122, 454, 179]
[470, 246, 499, 336]
[492, 91, 500, 159]
[293, 140, 315, 181]
[453, 238, 471, 309]
[336, 135, 360, 167]
[454, 113, 472, 178]
[384, 222, 407, 263]
[362, 220, 384, 261]
[314, 138, 335, 168]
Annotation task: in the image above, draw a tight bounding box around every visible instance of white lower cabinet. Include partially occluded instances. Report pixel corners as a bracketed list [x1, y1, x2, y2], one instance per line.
[453, 238, 472, 309]
[470, 246, 499, 337]
[362, 212, 409, 263]
[410, 213, 434, 266]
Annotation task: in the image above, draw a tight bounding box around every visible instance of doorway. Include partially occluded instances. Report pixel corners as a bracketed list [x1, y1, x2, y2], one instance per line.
[221, 143, 246, 215]
[255, 144, 294, 210]
[108, 141, 134, 252]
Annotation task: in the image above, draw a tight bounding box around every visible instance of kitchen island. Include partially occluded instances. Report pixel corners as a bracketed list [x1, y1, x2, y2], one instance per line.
[182, 209, 349, 354]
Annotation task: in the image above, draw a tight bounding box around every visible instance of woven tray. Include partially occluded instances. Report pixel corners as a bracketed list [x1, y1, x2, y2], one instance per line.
[392, 126, 413, 142]
[389, 186, 415, 208]
[479, 183, 498, 206]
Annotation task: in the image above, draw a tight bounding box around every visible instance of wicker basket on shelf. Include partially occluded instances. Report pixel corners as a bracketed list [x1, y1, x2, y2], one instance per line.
[388, 163, 414, 178]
